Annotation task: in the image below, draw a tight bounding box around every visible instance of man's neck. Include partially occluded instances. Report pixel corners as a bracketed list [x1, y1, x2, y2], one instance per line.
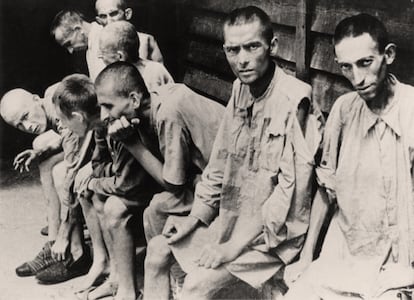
[249, 61, 275, 98]
[366, 75, 396, 114]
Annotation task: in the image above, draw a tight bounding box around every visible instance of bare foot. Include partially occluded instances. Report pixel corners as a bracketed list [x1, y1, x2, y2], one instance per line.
[76, 259, 109, 293]
[87, 279, 118, 300]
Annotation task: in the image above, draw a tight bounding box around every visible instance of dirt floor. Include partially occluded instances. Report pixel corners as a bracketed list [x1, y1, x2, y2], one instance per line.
[0, 163, 261, 300]
[0, 166, 101, 300]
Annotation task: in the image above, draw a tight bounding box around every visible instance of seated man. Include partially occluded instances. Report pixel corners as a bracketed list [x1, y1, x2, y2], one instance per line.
[143, 6, 322, 300]
[95, 0, 163, 63]
[284, 14, 414, 300]
[57, 75, 160, 300]
[50, 5, 163, 81]
[98, 20, 173, 92]
[0, 85, 91, 281]
[94, 60, 224, 248]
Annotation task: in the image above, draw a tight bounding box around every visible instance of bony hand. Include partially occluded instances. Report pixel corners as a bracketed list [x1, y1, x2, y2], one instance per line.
[284, 258, 312, 287]
[107, 116, 140, 143]
[74, 164, 93, 199]
[51, 237, 69, 261]
[13, 149, 39, 172]
[195, 242, 241, 269]
[162, 215, 199, 244]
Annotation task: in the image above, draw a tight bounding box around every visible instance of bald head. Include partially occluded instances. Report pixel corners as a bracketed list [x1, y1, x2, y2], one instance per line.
[99, 20, 140, 65]
[0, 89, 47, 134]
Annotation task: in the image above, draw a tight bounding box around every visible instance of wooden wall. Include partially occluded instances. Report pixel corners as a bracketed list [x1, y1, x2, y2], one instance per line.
[172, 0, 414, 112]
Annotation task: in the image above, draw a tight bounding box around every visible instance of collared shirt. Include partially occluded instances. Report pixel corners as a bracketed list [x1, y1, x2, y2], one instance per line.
[148, 84, 225, 186]
[190, 66, 322, 264]
[317, 75, 414, 267]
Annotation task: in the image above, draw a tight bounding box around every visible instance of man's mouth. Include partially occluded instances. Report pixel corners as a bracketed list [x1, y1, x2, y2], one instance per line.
[357, 85, 373, 92]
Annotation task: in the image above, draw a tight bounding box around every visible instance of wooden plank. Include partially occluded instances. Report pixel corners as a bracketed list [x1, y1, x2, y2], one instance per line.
[186, 40, 233, 76]
[185, 38, 296, 76]
[310, 0, 414, 50]
[183, 66, 233, 103]
[310, 71, 352, 113]
[295, 0, 311, 81]
[179, 0, 300, 27]
[310, 33, 341, 76]
[187, 13, 296, 61]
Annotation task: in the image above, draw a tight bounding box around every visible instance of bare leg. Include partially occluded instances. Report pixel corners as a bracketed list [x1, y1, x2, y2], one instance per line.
[39, 152, 64, 241]
[77, 195, 109, 292]
[87, 194, 118, 300]
[143, 235, 175, 300]
[104, 196, 137, 300]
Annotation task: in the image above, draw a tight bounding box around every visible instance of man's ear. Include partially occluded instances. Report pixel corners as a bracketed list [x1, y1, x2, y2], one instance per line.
[117, 50, 127, 61]
[71, 111, 84, 122]
[269, 36, 278, 57]
[129, 91, 143, 110]
[384, 43, 396, 65]
[124, 8, 133, 20]
[72, 24, 82, 33]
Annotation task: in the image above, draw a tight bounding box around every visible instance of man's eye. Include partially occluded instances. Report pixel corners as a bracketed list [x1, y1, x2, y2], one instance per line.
[247, 44, 260, 51]
[340, 64, 351, 72]
[224, 46, 240, 55]
[361, 60, 372, 67]
[21, 112, 29, 121]
[98, 14, 107, 19]
[109, 10, 120, 17]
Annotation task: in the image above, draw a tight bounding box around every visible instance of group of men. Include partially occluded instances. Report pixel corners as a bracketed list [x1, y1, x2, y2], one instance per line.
[1, 1, 414, 299]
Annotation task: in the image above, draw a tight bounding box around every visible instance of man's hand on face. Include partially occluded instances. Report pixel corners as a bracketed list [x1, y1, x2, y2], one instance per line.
[162, 215, 199, 244]
[13, 149, 39, 172]
[107, 116, 140, 144]
[195, 242, 241, 269]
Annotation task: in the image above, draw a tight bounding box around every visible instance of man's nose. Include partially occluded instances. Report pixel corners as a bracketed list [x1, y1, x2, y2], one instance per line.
[352, 67, 366, 86]
[238, 48, 249, 67]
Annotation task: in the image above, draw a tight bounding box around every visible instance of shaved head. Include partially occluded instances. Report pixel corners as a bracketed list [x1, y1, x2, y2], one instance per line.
[1, 89, 47, 134]
[99, 20, 140, 64]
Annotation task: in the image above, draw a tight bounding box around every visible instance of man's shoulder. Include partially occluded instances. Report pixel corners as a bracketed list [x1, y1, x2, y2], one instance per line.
[276, 69, 312, 101]
[397, 80, 414, 104]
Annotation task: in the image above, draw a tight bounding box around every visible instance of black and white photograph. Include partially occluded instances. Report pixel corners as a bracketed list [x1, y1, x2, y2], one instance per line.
[0, 1, 414, 299]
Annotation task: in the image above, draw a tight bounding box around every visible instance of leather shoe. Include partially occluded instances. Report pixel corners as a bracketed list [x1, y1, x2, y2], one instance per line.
[36, 250, 92, 284]
[15, 262, 35, 277]
[15, 241, 55, 277]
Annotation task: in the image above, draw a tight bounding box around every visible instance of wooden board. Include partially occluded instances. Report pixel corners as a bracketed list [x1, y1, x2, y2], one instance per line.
[183, 66, 233, 103]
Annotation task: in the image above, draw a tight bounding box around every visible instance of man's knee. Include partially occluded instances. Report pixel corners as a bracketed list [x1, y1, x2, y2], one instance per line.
[103, 195, 129, 228]
[145, 235, 172, 270]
